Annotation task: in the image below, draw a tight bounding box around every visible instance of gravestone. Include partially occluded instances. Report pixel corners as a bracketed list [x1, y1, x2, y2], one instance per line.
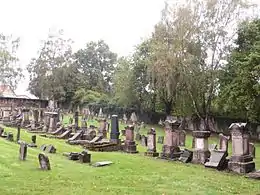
[228, 123, 255, 174]
[209, 144, 218, 151]
[92, 161, 113, 167]
[179, 149, 193, 163]
[124, 125, 138, 153]
[98, 119, 107, 138]
[121, 129, 126, 136]
[249, 143, 255, 158]
[141, 135, 147, 147]
[74, 111, 79, 130]
[205, 150, 228, 170]
[45, 145, 56, 153]
[38, 153, 51, 170]
[219, 133, 230, 153]
[135, 133, 141, 141]
[130, 112, 137, 124]
[67, 152, 80, 160]
[40, 144, 47, 151]
[16, 125, 21, 142]
[246, 170, 260, 180]
[79, 150, 91, 163]
[178, 130, 186, 147]
[32, 135, 37, 144]
[110, 115, 120, 144]
[160, 120, 181, 159]
[157, 136, 164, 144]
[19, 142, 27, 161]
[192, 131, 211, 164]
[0, 127, 4, 136]
[123, 114, 128, 124]
[145, 128, 159, 157]
[6, 132, 14, 142]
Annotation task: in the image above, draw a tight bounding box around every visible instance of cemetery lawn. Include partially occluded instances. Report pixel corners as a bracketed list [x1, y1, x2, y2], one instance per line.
[1, 122, 260, 195]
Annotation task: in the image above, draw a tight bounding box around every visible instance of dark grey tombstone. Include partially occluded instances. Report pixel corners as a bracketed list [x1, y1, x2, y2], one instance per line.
[135, 133, 141, 141]
[38, 153, 51, 170]
[205, 150, 228, 170]
[68, 152, 80, 160]
[16, 125, 21, 142]
[179, 149, 193, 163]
[249, 143, 256, 158]
[0, 127, 4, 136]
[79, 150, 91, 163]
[74, 111, 79, 130]
[31, 135, 37, 144]
[141, 135, 147, 147]
[157, 136, 164, 144]
[19, 142, 27, 161]
[40, 144, 47, 151]
[110, 115, 120, 143]
[45, 145, 56, 153]
[6, 132, 14, 142]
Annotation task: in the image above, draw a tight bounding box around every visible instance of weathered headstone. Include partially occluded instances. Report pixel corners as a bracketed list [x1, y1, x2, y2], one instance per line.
[205, 150, 228, 170]
[178, 130, 186, 147]
[130, 112, 137, 124]
[32, 135, 37, 144]
[249, 143, 255, 158]
[19, 142, 27, 161]
[40, 144, 47, 151]
[192, 131, 211, 164]
[79, 150, 91, 163]
[38, 153, 51, 170]
[45, 145, 56, 153]
[92, 161, 113, 167]
[124, 125, 138, 153]
[6, 132, 14, 142]
[209, 144, 218, 151]
[16, 125, 21, 142]
[67, 152, 80, 160]
[135, 133, 141, 141]
[145, 128, 159, 157]
[219, 133, 230, 152]
[160, 120, 181, 159]
[246, 170, 260, 180]
[74, 111, 79, 130]
[157, 136, 164, 144]
[179, 149, 193, 163]
[228, 123, 255, 174]
[141, 135, 147, 147]
[123, 114, 128, 124]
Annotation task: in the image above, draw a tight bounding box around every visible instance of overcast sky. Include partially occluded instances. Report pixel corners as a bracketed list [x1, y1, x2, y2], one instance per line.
[0, 0, 165, 97]
[1, 0, 259, 97]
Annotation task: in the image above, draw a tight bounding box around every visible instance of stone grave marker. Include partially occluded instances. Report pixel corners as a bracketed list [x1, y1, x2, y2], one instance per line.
[246, 170, 260, 180]
[178, 130, 186, 147]
[92, 161, 113, 167]
[135, 133, 141, 141]
[19, 142, 27, 161]
[16, 125, 21, 142]
[219, 133, 230, 152]
[157, 136, 164, 144]
[249, 143, 255, 158]
[45, 145, 56, 153]
[141, 135, 147, 147]
[68, 152, 80, 160]
[79, 150, 91, 163]
[40, 144, 47, 151]
[179, 149, 193, 163]
[110, 115, 120, 144]
[209, 144, 218, 151]
[205, 150, 228, 170]
[38, 153, 51, 170]
[145, 128, 159, 157]
[6, 132, 14, 142]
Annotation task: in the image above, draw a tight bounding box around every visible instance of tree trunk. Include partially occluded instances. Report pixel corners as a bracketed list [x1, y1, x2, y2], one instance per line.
[164, 101, 173, 115]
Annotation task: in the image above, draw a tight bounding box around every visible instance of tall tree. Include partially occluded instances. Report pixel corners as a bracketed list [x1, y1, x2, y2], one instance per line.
[158, 0, 254, 129]
[27, 29, 74, 100]
[218, 19, 260, 122]
[74, 40, 117, 93]
[0, 33, 22, 90]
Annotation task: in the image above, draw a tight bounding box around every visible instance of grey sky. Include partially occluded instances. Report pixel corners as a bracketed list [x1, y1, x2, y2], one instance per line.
[0, 0, 165, 97]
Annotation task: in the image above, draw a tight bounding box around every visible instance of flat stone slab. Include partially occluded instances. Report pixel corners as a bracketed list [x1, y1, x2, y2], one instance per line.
[205, 150, 228, 170]
[92, 161, 113, 167]
[246, 170, 260, 180]
[179, 149, 193, 163]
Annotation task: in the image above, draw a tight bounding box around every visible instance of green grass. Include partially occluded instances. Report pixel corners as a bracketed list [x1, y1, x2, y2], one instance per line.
[0, 117, 260, 195]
